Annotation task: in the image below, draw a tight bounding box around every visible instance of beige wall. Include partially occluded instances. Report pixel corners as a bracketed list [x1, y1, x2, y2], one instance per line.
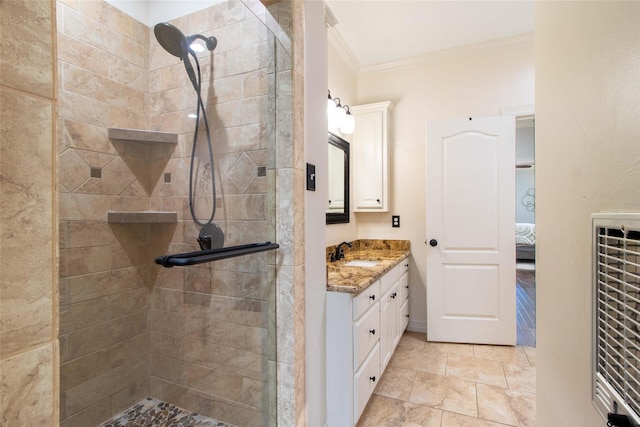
[0, 0, 58, 424]
[535, 2, 640, 425]
[353, 39, 534, 331]
[326, 34, 359, 247]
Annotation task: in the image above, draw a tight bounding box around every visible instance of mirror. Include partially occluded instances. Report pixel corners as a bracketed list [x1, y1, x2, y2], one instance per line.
[326, 132, 350, 224]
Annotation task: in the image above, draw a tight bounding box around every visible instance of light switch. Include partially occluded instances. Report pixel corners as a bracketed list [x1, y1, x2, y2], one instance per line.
[306, 163, 316, 191]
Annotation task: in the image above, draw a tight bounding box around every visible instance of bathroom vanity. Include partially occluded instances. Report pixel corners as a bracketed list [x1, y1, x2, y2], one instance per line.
[326, 240, 410, 426]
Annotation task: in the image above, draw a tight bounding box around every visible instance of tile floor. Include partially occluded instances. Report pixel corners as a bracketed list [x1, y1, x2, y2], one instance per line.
[357, 331, 536, 427]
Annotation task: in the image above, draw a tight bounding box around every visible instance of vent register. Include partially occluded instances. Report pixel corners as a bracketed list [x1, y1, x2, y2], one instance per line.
[593, 213, 640, 425]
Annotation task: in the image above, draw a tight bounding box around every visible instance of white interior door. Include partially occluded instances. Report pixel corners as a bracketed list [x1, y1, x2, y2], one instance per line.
[426, 116, 516, 345]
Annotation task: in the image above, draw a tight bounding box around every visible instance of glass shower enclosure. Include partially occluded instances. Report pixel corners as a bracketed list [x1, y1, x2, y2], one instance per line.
[57, 1, 290, 425]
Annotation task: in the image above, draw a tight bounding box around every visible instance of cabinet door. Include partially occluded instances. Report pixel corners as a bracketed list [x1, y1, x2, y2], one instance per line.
[352, 101, 393, 212]
[400, 298, 410, 333]
[380, 282, 399, 369]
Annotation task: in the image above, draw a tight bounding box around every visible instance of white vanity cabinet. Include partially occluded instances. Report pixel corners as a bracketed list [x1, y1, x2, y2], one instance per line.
[327, 259, 409, 426]
[351, 101, 394, 212]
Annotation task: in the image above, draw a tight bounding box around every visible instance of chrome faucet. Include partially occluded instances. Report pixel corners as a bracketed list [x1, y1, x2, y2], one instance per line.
[331, 241, 352, 262]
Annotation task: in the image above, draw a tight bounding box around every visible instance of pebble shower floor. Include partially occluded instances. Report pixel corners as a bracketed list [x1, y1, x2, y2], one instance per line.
[97, 397, 236, 427]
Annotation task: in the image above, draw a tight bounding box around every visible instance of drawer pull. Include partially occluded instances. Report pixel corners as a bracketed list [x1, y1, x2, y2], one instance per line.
[369, 329, 376, 335]
[405, 285, 409, 289]
[369, 295, 375, 301]
[405, 314, 410, 318]
[404, 263, 409, 267]
[369, 376, 376, 382]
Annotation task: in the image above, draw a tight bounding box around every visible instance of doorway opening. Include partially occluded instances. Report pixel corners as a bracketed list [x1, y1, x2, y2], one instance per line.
[515, 115, 536, 346]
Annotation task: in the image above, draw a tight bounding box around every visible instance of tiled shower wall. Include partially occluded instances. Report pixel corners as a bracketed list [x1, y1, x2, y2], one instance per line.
[0, 0, 57, 424]
[57, 1, 295, 426]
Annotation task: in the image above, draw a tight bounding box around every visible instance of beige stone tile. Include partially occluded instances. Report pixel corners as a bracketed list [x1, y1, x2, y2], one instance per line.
[66, 220, 116, 248]
[441, 410, 512, 427]
[57, 32, 109, 78]
[503, 363, 536, 394]
[109, 105, 149, 131]
[150, 353, 188, 386]
[446, 354, 507, 388]
[241, 377, 265, 409]
[398, 330, 427, 349]
[61, 267, 145, 305]
[95, 333, 150, 377]
[212, 395, 262, 427]
[187, 363, 244, 401]
[473, 345, 531, 367]
[0, 89, 54, 356]
[59, 148, 89, 192]
[523, 346, 536, 367]
[425, 341, 475, 357]
[60, 398, 110, 427]
[409, 371, 477, 417]
[110, 377, 150, 415]
[0, 344, 54, 425]
[62, 63, 145, 113]
[108, 4, 135, 39]
[60, 296, 110, 335]
[65, 246, 111, 277]
[182, 337, 264, 381]
[65, 311, 147, 360]
[388, 345, 447, 376]
[374, 366, 416, 401]
[59, 90, 110, 127]
[477, 383, 536, 427]
[0, 0, 53, 97]
[61, 119, 112, 153]
[64, 356, 148, 417]
[357, 395, 442, 427]
[60, 353, 97, 392]
[0, 277, 53, 358]
[77, 0, 108, 27]
[110, 287, 148, 318]
[150, 377, 213, 418]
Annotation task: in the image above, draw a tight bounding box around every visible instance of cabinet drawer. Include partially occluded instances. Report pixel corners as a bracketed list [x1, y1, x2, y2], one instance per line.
[380, 260, 409, 295]
[353, 302, 380, 370]
[397, 271, 409, 302]
[353, 342, 381, 424]
[353, 281, 380, 320]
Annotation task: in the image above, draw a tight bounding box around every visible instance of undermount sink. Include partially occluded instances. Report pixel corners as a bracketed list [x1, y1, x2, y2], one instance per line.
[344, 260, 378, 267]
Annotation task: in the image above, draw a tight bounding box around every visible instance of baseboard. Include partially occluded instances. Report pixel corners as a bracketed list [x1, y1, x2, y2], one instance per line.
[407, 320, 427, 333]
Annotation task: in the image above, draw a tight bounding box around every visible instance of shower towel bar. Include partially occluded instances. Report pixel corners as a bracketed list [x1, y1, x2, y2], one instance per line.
[155, 242, 279, 267]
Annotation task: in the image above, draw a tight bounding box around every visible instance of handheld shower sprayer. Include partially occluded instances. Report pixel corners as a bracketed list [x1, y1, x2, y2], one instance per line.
[154, 22, 223, 250]
[153, 23, 217, 92]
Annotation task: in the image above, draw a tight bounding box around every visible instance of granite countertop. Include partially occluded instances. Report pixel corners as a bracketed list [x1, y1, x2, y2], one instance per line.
[326, 239, 411, 294]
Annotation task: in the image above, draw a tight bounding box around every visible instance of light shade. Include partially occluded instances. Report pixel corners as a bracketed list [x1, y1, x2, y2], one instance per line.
[340, 110, 355, 134]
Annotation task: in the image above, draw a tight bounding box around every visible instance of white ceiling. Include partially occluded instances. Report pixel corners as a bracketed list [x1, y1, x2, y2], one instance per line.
[325, 0, 534, 68]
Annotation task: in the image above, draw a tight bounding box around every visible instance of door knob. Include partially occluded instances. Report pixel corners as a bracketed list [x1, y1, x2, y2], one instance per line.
[429, 239, 438, 247]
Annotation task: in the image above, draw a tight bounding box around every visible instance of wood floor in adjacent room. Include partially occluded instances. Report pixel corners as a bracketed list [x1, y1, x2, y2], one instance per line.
[357, 264, 537, 427]
[516, 262, 536, 347]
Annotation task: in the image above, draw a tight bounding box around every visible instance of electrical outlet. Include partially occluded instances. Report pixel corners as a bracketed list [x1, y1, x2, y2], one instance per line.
[392, 215, 400, 228]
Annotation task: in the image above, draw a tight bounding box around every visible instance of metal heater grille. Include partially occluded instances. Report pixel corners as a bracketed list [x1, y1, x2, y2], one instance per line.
[593, 214, 640, 424]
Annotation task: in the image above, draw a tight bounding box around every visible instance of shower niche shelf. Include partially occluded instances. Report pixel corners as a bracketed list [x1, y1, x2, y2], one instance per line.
[107, 211, 178, 224]
[108, 128, 178, 144]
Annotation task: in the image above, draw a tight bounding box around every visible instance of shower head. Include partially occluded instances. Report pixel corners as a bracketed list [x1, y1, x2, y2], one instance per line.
[154, 22, 187, 58]
[154, 22, 217, 57]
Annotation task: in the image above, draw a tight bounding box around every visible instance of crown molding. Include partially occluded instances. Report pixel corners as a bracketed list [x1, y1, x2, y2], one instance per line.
[327, 28, 361, 76]
[360, 32, 534, 77]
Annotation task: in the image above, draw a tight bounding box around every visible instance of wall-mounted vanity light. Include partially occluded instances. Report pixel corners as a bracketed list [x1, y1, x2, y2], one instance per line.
[327, 89, 355, 134]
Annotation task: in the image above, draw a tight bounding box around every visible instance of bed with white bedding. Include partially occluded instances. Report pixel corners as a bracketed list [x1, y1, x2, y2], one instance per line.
[516, 222, 535, 260]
